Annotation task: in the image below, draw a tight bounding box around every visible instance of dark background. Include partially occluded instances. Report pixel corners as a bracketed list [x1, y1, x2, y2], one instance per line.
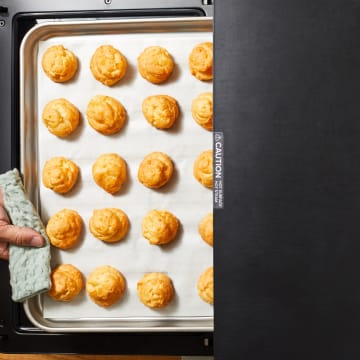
[215, 0, 360, 359]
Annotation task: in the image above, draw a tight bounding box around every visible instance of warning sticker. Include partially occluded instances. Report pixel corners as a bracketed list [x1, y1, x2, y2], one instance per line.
[214, 132, 224, 209]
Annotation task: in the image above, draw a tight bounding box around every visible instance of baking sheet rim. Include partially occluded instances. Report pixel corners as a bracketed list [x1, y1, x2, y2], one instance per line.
[20, 17, 214, 333]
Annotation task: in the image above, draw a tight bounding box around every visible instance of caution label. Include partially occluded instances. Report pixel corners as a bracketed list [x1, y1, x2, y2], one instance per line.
[214, 132, 224, 209]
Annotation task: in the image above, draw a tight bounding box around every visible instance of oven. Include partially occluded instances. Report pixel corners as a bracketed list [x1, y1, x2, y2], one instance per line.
[0, 0, 214, 356]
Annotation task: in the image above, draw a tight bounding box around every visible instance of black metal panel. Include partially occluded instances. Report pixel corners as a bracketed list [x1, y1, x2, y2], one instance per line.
[0, 3, 12, 173]
[214, 0, 360, 359]
[0, 329, 213, 355]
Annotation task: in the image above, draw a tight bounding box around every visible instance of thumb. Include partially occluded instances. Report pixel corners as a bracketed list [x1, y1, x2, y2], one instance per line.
[0, 224, 44, 247]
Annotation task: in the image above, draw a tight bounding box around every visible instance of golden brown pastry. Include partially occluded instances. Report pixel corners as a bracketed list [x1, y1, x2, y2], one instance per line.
[42, 156, 79, 194]
[193, 150, 213, 188]
[189, 42, 213, 81]
[86, 95, 126, 135]
[92, 153, 127, 194]
[89, 208, 129, 243]
[42, 98, 80, 137]
[198, 212, 213, 247]
[48, 264, 83, 301]
[197, 266, 213, 304]
[142, 95, 179, 129]
[90, 45, 127, 86]
[142, 209, 179, 245]
[137, 46, 174, 84]
[138, 152, 174, 189]
[41, 45, 78, 83]
[191, 92, 213, 131]
[86, 265, 126, 307]
[46, 209, 82, 250]
[137, 272, 174, 308]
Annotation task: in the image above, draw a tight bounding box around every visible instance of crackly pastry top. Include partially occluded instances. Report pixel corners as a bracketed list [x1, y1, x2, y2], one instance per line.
[42, 98, 80, 137]
[142, 209, 179, 245]
[42, 156, 79, 194]
[89, 208, 129, 243]
[86, 95, 126, 135]
[137, 46, 174, 84]
[138, 152, 174, 189]
[188, 42, 213, 81]
[41, 45, 78, 83]
[193, 150, 213, 188]
[198, 212, 213, 247]
[191, 92, 213, 131]
[142, 95, 179, 130]
[92, 153, 127, 194]
[86, 265, 126, 307]
[137, 272, 174, 308]
[48, 264, 83, 302]
[46, 209, 82, 250]
[90, 45, 127, 86]
[197, 266, 213, 304]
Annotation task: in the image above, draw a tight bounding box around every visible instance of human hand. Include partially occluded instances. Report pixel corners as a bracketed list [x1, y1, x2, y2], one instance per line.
[0, 190, 44, 260]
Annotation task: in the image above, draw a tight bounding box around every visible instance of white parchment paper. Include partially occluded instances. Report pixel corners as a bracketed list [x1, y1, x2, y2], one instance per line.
[36, 30, 213, 320]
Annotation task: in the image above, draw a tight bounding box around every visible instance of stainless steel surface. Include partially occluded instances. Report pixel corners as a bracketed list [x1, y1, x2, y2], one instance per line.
[24, 295, 212, 332]
[20, 17, 213, 333]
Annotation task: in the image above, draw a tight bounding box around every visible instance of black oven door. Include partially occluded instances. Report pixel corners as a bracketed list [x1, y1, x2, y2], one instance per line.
[0, 0, 213, 355]
[215, 0, 360, 359]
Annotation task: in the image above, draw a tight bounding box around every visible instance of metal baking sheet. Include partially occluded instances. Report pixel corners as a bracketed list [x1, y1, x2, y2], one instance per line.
[20, 17, 213, 332]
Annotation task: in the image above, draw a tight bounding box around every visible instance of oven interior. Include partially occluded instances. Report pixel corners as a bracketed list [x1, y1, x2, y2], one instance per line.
[0, 5, 213, 355]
